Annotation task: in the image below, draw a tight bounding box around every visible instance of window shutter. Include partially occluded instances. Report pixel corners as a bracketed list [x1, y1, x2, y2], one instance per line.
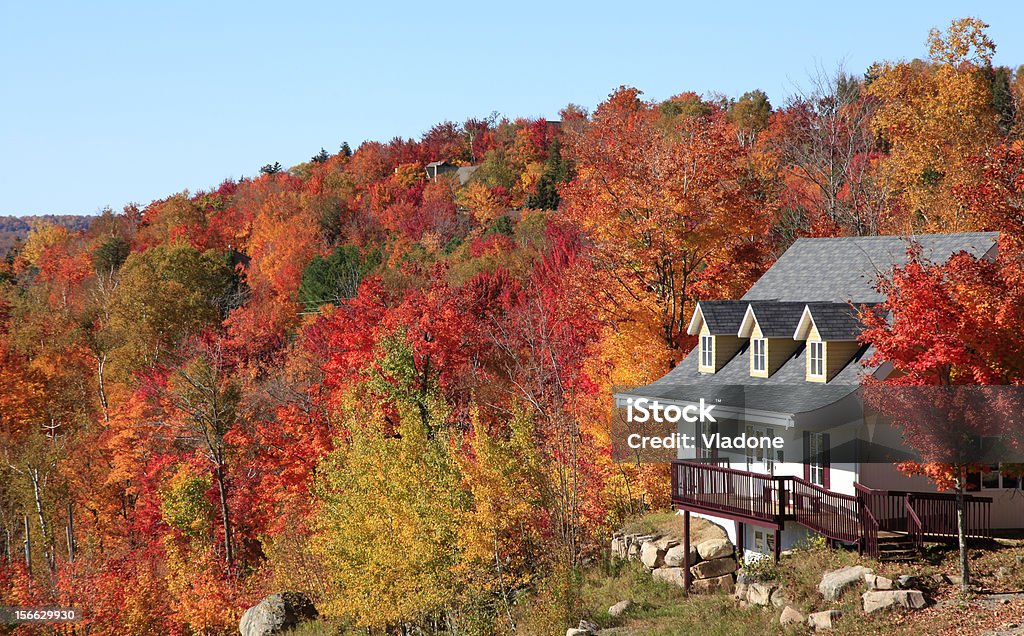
[822, 433, 831, 489]
[803, 431, 811, 481]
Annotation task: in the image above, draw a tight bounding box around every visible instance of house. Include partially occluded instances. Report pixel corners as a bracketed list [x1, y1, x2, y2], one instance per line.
[614, 232, 1019, 581]
[425, 160, 478, 185]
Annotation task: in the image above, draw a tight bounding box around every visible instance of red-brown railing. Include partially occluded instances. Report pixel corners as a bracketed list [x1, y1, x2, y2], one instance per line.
[860, 504, 879, 559]
[854, 484, 992, 541]
[905, 495, 923, 548]
[672, 460, 993, 559]
[908, 492, 992, 540]
[672, 460, 786, 524]
[791, 476, 860, 543]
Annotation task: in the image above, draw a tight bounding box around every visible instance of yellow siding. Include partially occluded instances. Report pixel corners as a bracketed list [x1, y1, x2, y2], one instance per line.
[804, 322, 860, 382]
[767, 338, 800, 374]
[714, 336, 744, 372]
[698, 322, 744, 373]
[749, 321, 798, 378]
[825, 341, 861, 380]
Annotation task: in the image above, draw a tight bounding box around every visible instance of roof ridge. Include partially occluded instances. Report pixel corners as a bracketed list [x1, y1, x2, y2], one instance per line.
[792, 231, 999, 244]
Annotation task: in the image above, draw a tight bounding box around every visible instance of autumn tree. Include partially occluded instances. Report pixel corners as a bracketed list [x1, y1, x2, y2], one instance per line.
[166, 341, 242, 568]
[562, 87, 772, 364]
[764, 68, 886, 236]
[868, 18, 1001, 232]
[861, 244, 1024, 590]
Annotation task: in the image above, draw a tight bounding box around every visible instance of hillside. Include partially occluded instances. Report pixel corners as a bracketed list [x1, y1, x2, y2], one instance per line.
[0, 215, 93, 256]
[2, 17, 1024, 636]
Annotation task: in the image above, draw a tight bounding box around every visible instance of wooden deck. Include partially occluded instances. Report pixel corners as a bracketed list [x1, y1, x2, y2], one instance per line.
[671, 460, 992, 561]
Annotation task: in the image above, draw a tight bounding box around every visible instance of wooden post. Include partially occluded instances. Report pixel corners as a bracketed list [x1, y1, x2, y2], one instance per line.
[66, 502, 75, 563]
[736, 522, 745, 559]
[683, 510, 692, 593]
[773, 529, 781, 564]
[23, 515, 31, 576]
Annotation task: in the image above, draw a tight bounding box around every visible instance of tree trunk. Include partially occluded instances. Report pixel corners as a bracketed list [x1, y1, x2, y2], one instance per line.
[215, 464, 234, 569]
[66, 502, 75, 563]
[23, 515, 31, 576]
[954, 467, 970, 592]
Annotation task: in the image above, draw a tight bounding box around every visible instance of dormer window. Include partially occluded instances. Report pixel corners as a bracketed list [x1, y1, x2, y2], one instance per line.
[699, 335, 714, 371]
[751, 338, 767, 373]
[808, 341, 825, 379]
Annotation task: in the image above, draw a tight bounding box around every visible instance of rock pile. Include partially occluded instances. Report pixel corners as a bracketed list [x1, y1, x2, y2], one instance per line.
[611, 531, 739, 594]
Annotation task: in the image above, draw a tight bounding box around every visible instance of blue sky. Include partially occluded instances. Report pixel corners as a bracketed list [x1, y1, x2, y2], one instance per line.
[2, 1, 1023, 216]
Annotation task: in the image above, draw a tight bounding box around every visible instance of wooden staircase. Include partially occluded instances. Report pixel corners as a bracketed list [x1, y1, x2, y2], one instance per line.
[876, 532, 918, 562]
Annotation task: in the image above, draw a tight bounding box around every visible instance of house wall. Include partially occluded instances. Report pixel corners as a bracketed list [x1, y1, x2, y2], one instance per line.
[698, 323, 744, 373]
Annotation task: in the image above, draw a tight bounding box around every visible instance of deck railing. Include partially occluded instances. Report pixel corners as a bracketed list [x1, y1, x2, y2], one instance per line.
[672, 460, 786, 524]
[853, 484, 992, 541]
[672, 460, 993, 558]
[790, 475, 860, 543]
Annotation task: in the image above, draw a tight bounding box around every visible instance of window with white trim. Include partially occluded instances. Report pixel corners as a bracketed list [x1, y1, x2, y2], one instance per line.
[700, 335, 714, 370]
[808, 432, 825, 486]
[808, 341, 825, 378]
[752, 338, 767, 373]
[974, 463, 1023, 490]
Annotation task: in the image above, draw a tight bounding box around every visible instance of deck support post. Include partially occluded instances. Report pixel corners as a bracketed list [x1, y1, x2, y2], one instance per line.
[683, 510, 692, 593]
[736, 522, 744, 559]
[773, 529, 781, 564]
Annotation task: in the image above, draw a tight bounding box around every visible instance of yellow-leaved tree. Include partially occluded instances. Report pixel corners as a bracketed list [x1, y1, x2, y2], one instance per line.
[311, 402, 470, 628]
[868, 17, 1001, 232]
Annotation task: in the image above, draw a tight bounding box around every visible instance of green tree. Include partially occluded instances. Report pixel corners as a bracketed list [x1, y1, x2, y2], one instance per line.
[297, 246, 379, 309]
[107, 245, 236, 375]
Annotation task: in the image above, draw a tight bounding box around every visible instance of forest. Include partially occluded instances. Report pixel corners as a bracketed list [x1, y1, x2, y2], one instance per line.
[3, 17, 1024, 635]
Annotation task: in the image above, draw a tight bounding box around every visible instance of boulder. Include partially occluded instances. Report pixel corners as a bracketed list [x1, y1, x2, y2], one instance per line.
[818, 566, 872, 600]
[607, 600, 632, 617]
[627, 541, 642, 560]
[769, 587, 790, 608]
[652, 567, 687, 587]
[746, 582, 776, 606]
[611, 535, 627, 560]
[640, 542, 666, 569]
[691, 573, 735, 594]
[239, 591, 318, 636]
[861, 590, 927, 614]
[896, 575, 920, 589]
[566, 630, 590, 636]
[806, 609, 842, 631]
[690, 556, 739, 580]
[578, 619, 599, 633]
[780, 606, 805, 626]
[664, 544, 699, 567]
[696, 538, 733, 561]
[863, 573, 894, 591]
[655, 536, 680, 551]
[733, 581, 749, 602]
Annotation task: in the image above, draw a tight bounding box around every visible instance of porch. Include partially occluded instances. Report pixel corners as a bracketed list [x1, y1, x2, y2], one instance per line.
[670, 460, 992, 563]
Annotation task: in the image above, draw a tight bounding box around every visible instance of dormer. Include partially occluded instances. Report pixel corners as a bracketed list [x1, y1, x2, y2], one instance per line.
[686, 301, 747, 373]
[793, 302, 878, 383]
[737, 302, 805, 378]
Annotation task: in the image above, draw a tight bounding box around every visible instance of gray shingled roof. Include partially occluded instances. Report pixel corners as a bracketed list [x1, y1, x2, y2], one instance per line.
[617, 339, 871, 415]
[748, 301, 806, 337]
[617, 232, 1000, 416]
[695, 300, 749, 334]
[805, 302, 882, 340]
[743, 232, 998, 303]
